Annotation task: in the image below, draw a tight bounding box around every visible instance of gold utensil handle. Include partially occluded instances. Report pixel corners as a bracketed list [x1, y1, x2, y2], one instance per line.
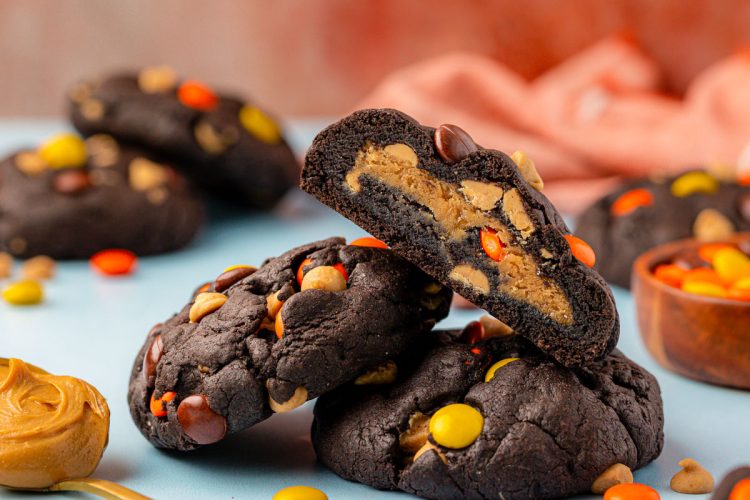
[50, 478, 150, 500]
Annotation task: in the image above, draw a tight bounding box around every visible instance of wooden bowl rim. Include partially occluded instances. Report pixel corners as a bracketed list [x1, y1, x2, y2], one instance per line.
[632, 232, 750, 308]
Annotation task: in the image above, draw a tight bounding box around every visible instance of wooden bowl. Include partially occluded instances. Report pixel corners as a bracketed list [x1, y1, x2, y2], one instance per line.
[632, 235, 750, 389]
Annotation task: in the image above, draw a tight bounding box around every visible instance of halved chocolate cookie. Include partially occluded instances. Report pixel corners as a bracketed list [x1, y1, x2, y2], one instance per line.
[303, 109, 618, 367]
[312, 326, 664, 500]
[127, 237, 451, 451]
[0, 133, 203, 259]
[69, 66, 299, 209]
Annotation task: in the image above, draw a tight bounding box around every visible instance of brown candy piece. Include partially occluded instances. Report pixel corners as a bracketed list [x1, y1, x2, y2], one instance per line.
[53, 170, 90, 195]
[212, 266, 257, 293]
[434, 124, 478, 164]
[738, 192, 750, 221]
[459, 320, 485, 344]
[142, 334, 164, 386]
[177, 394, 227, 445]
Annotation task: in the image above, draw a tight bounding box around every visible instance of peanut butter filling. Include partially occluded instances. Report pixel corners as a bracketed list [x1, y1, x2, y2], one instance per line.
[347, 142, 573, 325]
[0, 358, 110, 489]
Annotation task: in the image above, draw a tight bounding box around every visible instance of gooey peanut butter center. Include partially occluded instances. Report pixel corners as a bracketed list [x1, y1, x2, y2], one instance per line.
[0, 358, 110, 489]
[346, 142, 572, 325]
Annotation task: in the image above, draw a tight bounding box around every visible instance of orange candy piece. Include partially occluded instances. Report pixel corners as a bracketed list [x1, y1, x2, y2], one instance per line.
[296, 257, 348, 285]
[730, 478, 750, 500]
[350, 236, 388, 249]
[653, 264, 687, 288]
[177, 80, 218, 111]
[564, 234, 596, 268]
[150, 390, 177, 417]
[90, 249, 138, 276]
[698, 243, 736, 263]
[604, 483, 660, 500]
[480, 227, 505, 261]
[682, 268, 725, 287]
[610, 188, 654, 216]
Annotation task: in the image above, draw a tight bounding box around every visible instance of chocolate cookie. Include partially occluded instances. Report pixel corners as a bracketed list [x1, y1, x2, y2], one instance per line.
[303, 108, 618, 367]
[576, 170, 750, 288]
[712, 466, 750, 500]
[0, 133, 203, 259]
[312, 325, 664, 500]
[127, 237, 451, 451]
[68, 66, 300, 209]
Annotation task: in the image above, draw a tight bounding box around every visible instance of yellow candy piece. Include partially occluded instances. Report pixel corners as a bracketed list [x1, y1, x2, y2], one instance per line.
[485, 357, 520, 382]
[2, 280, 44, 305]
[38, 133, 88, 169]
[712, 247, 750, 283]
[670, 171, 719, 197]
[733, 276, 750, 291]
[239, 106, 281, 144]
[272, 485, 328, 500]
[223, 264, 253, 273]
[682, 281, 727, 299]
[429, 403, 483, 449]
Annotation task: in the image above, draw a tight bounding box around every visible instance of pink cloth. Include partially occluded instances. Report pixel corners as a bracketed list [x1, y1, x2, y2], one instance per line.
[357, 36, 750, 213]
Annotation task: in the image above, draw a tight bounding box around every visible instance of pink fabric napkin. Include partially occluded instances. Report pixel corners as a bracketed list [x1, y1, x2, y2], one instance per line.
[357, 36, 750, 213]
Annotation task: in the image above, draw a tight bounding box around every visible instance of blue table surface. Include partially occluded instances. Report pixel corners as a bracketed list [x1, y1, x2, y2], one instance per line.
[1, 120, 748, 500]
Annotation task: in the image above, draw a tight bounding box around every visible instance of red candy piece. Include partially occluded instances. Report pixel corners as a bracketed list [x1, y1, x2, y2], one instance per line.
[459, 321, 485, 344]
[480, 227, 505, 262]
[177, 394, 227, 445]
[150, 390, 176, 417]
[90, 249, 137, 276]
[177, 80, 218, 111]
[564, 234, 596, 268]
[350, 236, 388, 249]
[604, 483, 660, 500]
[610, 188, 654, 216]
[332, 262, 349, 281]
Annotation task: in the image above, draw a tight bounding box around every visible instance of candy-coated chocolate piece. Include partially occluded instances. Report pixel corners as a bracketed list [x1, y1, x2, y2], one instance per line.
[730, 478, 750, 500]
[150, 391, 176, 417]
[142, 335, 163, 386]
[698, 243, 737, 263]
[683, 268, 725, 287]
[38, 133, 87, 169]
[434, 124, 477, 164]
[2, 279, 43, 306]
[177, 394, 227, 445]
[213, 265, 256, 293]
[349, 236, 388, 249]
[564, 234, 596, 268]
[53, 170, 90, 194]
[239, 106, 281, 144]
[671, 171, 719, 197]
[610, 188, 654, 216]
[272, 485, 328, 500]
[712, 247, 750, 283]
[682, 281, 728, 299]
[459, 321, 485, 344]
[429, 403, 483, 449]
[296, 257, 313, 285]
[90, 249, 137, 276]
[332, 262, 348, 281]
[653, 264, 687, 288]
[177, 80, 217, 111]
[480, 227, 505, 262]
[484, 358, 520, 382]
[604, 483, 660, 500]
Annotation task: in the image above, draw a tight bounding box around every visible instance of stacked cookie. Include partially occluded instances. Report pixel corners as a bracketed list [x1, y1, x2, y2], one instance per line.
[576, 170, 750, 288]
[0, 66, 299, 259]
[127, 109, 664, 499]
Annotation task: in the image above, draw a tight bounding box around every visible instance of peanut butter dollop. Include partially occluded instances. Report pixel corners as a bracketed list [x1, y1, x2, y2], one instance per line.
[0, 358, 109, 489]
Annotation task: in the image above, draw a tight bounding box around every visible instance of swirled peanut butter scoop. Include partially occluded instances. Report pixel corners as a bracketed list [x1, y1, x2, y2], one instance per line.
[0, 358, 110, 489]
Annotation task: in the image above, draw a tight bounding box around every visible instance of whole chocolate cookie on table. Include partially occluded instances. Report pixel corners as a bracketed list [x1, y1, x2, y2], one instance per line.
[312, 324, 664, 500]
[576, 170, 750, 288]
[128, 237, 451, 451]
[68, 66, 299, 209]
[0, 133, 203, 259]
[303, 109, 618, 367]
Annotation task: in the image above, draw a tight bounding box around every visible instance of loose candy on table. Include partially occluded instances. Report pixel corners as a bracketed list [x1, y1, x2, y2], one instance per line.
[604, 483, 661, 500]
[272, 485, 328, 500]
[2, 280, 43, 306]
[90, 249, 137, 276]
